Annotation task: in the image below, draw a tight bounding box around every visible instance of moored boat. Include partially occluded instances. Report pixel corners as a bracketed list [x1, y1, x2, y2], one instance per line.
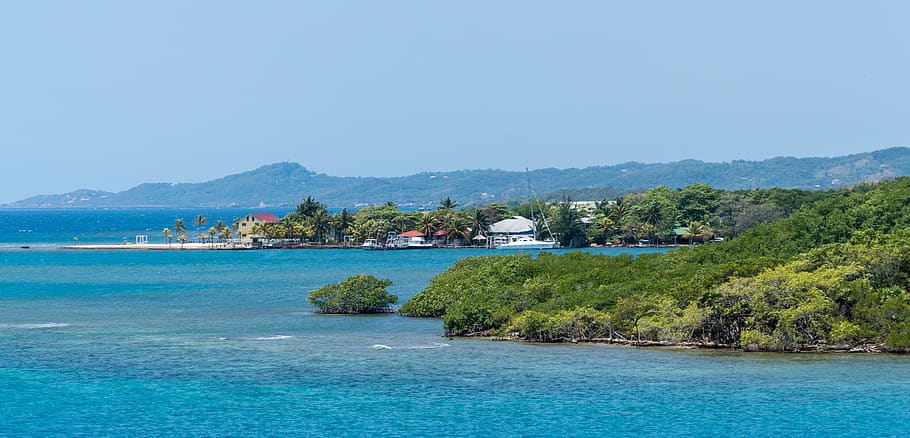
[495, 235, 560, 250]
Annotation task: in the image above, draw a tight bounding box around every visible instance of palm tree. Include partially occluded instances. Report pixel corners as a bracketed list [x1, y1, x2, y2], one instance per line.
[214, 220, 228, 241]
[174, 219, 187, 248]
[174, 218, 187, 236]
[469, 209, 490, 238]
[552, 197, 583, 247]
[208, 227, 217, 248]
[438, 196, 458, 211]
[296, 196, 324, 218]
[595, 198, 613, 216]
[589, 215, 613, 244]
[218, 224, 232, 241]
[162, 228, 172, 247]
[194, 215, 207, 240]
[252, 222, 277, 241]
[620, 216, 641, 245]
[684, 220, 707, 245]
[351, 221, 374, 244]
[444, 213, 470, 246]
[641, 202, 663, 245]
[608, 198, 630, 225]
[279, 216, 297, 240]
[638, 222, 656, 246]
[308, 208, 331, 244]
[332, 208, 354, 243]
[417, 212, 436, 240]
[372, 219, 393, 240]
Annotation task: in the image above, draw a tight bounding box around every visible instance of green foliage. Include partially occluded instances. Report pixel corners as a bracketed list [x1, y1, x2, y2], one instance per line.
[402, 178, 910, 350]
[308, 274, 397, 314]
[550, 197, 585, 247]
[509, 307, 613, 342]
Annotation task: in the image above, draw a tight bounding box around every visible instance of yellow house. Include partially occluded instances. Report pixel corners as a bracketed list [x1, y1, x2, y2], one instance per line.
[233, 213, 281, 243]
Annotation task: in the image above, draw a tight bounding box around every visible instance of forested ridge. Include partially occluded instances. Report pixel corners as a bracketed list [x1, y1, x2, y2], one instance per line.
[7, 147, 907, 209]
[400, 178, 910, 352]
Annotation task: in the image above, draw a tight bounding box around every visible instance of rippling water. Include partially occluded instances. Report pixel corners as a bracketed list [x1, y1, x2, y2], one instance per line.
[0, 210, 908, 436]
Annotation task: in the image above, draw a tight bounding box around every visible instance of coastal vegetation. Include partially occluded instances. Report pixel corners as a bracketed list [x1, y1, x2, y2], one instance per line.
[308, 274, 398, 314]
[400, 178, 910, 352]
[246, 179, 834, 249]
[247, 196, 495, 247]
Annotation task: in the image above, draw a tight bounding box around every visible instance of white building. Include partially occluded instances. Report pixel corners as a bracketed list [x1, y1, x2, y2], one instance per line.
[488, 216, 535, 247]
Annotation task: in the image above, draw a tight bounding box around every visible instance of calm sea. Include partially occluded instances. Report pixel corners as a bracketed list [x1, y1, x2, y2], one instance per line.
[0, 209, 908, 436]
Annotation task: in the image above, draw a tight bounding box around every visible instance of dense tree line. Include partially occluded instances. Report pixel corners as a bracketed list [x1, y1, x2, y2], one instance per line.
[542, 184, 834, 248]
[400, 178, 910, 351]
[245, 182, 832, 249]
[248, 195, 498, 246]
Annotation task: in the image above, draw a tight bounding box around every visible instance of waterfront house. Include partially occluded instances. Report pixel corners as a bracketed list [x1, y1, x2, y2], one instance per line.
[488, 216, 535, 247]
[234, 213, 280, 243]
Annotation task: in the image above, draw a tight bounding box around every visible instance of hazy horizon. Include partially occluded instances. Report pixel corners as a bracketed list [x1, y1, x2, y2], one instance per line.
[9, 146, 905, 204]
[2, 2, 908, 203]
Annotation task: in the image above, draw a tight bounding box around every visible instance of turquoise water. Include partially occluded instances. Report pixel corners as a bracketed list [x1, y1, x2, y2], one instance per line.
[1, 210, 909, 436]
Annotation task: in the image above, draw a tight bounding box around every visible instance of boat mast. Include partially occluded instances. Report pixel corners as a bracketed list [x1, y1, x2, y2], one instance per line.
[526, 168, 536, 239]
[526, 168, 555, 241]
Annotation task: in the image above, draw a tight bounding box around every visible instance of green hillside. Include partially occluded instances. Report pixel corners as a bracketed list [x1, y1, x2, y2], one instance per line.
[5, 147, 908, 208]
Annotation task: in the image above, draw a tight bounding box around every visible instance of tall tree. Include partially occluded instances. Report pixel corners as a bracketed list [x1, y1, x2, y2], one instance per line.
[469, 209, 490, 238]
[483, 203, 509, 224]
[438, 196, 458, 211]
[444, 213, 470, 246]
[174, 219, 187, 247]
[332, 208, 354, 243]
[194, 214, 207, 230]
[678, 183, 721, 224]
[684, 220, 707, 244]
[551, 197, 584, 247]
[217, 223, 232, 241]
[417, 212, 436, 240]
[296, 196, 324, 218]
[308, 208, 331, 244]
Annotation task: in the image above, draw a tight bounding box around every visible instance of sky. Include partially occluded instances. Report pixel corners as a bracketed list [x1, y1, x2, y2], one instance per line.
[1, 1, 908, 204]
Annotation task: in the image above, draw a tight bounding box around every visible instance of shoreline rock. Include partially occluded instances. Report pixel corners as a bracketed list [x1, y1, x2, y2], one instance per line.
[475, 334, 904, 354]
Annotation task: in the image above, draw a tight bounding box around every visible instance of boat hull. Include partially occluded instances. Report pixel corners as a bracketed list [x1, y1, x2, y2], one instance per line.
[495, 241, 560, 250]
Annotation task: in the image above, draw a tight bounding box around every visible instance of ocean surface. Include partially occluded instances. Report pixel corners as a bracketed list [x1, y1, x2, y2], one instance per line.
[1, 209, 909, 436]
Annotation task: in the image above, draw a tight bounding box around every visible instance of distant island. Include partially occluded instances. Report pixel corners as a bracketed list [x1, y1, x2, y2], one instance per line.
[3, 147, 908, 209]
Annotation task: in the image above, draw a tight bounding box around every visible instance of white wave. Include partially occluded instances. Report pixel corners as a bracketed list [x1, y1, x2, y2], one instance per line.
[0, 322, 70, 329]
[371, 344, 393, 350]
[252, 335, 294, 341]
[407, 342, 451, 350]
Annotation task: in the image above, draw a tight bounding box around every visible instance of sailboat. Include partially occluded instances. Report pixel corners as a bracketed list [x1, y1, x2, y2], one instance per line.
[495, 170, 560, 250]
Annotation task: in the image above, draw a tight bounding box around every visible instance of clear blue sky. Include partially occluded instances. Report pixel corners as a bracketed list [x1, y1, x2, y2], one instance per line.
[1, 2, 907, 204]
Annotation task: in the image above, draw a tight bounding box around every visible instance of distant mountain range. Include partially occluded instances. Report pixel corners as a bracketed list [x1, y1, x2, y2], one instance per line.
[5, 147, 909, 209]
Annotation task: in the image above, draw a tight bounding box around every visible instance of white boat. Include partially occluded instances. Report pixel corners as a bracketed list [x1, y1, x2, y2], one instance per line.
[494, 170, 560, 250]
[496, 235, 560, 250]
[402, 236, 434, 249]
[386, 232, 434, 249]
[361, 238, 381, 250]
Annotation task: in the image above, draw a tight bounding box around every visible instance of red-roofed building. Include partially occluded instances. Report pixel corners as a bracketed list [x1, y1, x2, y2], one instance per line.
[234, 212, 281, 243]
